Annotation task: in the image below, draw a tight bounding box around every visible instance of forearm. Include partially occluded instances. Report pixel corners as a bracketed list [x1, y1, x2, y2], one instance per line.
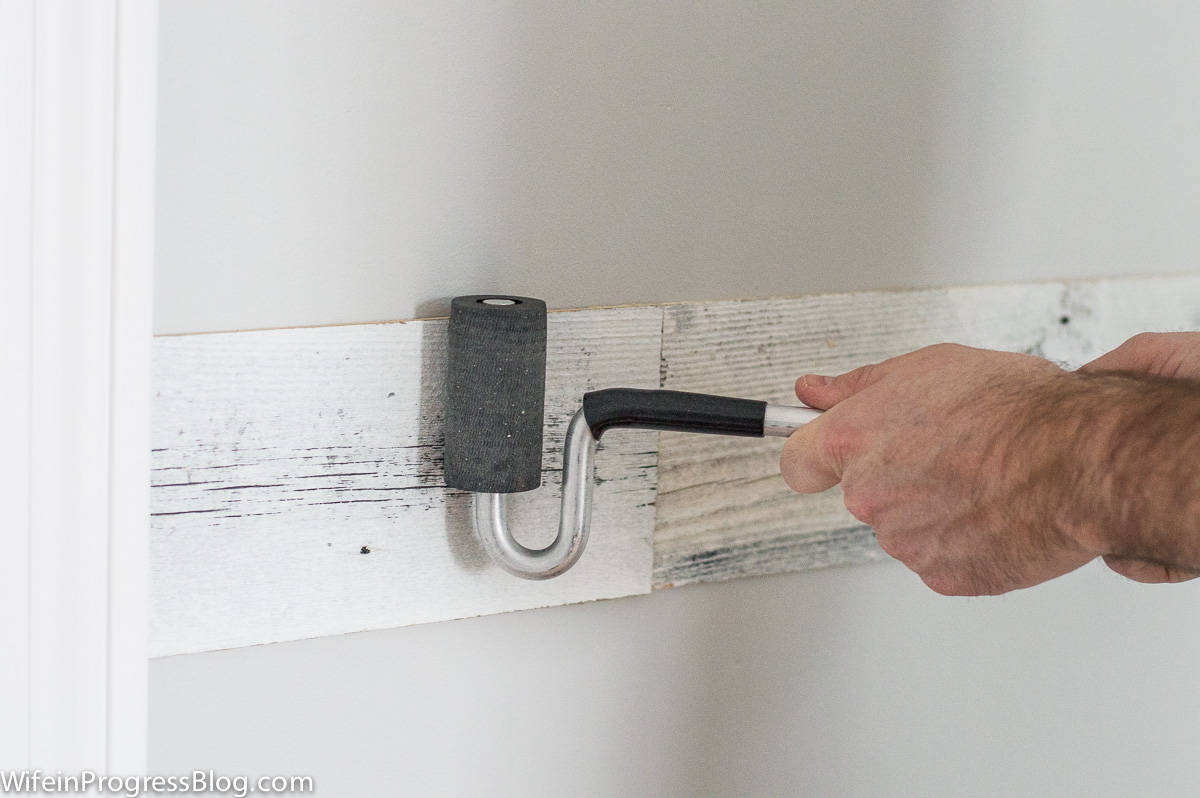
[1048, 371, 1200, 571]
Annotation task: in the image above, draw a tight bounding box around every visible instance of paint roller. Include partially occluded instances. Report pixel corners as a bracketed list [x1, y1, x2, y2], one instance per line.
[444, 295, 820, 579]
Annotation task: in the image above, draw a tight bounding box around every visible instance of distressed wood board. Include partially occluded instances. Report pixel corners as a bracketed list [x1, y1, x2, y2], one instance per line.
[653, 276, 1200, 587]
[151, 308, 662, 657]
[152, 275, 1200, 656]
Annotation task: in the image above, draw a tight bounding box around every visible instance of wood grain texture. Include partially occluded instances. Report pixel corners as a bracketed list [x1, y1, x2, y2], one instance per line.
[152, 275, 1200, 655]
[151, 308, 662, 656]
[653, 275, 1200, 588]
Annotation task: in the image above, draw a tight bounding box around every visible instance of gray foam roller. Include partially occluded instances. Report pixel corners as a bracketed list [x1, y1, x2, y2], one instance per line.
[444, 295, 547, 493]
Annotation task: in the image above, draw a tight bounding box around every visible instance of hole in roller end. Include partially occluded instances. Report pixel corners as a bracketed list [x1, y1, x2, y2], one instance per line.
[480, 298, 520, 306]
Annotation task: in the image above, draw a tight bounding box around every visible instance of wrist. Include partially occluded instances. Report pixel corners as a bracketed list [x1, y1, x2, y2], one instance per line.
[1013, 371, 1119, 556]
[1056, 374, 1130, 556]
[1053, 371, 1200, 566]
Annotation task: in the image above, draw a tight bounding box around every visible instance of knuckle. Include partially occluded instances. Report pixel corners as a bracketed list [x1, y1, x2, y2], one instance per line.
[873, 532, 898, 559]
[1119, 332, 1160, 357]
[922, 342, 964, 358]
[921, 571, 966, 596]
[838, 364, 876, 392]
[1126, 331, 1159, 347]
[843, 491, 882, 527]
[872, 529, 915, 563]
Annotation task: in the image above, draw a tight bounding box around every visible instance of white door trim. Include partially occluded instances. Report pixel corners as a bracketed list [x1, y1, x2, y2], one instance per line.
[1, 0, 157, 771]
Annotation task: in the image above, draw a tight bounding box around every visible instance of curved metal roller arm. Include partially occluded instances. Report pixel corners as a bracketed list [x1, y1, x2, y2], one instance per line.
[472, 409, 597, 580]
[471, 401, 819, 580]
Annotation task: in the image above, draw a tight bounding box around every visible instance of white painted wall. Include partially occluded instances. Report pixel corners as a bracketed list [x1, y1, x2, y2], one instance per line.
[156, 0, 1200, 335]
[152, 2, 1200, 795]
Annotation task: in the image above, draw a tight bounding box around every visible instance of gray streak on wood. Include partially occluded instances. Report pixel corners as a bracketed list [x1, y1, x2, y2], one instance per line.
[652, 277, 1200, 588]
[151, 275, 1200, 655]
[151, 309, 662, 657]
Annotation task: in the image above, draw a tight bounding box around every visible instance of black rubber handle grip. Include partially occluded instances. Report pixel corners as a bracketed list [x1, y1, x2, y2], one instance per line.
[444, 295, 547, 493]
[582, 388, 766, 439]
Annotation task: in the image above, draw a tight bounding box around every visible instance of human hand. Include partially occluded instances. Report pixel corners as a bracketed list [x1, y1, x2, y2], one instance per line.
[1081, 332, 1200, 380]
[1078, 332, 1200, 583]
[779, 344, 1101, 595]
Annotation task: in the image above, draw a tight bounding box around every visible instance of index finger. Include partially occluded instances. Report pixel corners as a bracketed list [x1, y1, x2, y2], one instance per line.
[779, 412, 844, 493]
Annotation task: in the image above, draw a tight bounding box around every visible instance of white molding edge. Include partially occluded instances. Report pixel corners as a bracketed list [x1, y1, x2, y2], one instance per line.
[107, 0, 157, 772]
[1, 0, 156, 772]
[0, 0, 35, 768]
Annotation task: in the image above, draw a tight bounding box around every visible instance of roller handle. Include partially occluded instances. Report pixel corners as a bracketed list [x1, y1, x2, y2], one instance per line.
[582, 388, 820, 439]
[582, 388, 766, 439]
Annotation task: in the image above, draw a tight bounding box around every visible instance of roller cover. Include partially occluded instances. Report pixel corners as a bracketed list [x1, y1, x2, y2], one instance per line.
[444, 295, 547, 493]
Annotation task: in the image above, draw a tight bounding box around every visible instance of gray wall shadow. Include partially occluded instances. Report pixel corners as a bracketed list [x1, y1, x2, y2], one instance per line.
[493, 3, 953, 788]
[414, 296, 489, 573]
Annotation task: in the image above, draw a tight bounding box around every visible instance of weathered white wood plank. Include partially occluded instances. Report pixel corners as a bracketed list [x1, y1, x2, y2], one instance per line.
[151, 308, 662, 656]
[152, 274, 1200, 655]
[653, 275, 1200, 588]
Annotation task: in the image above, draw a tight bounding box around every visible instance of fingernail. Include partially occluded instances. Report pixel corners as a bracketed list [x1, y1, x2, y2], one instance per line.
[801, 374, 831, 387]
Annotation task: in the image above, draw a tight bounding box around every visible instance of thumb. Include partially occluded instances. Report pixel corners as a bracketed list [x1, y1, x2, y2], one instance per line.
[795, 362, 887, 411]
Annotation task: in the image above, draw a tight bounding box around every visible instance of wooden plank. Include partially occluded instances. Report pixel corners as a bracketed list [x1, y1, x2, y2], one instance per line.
[151, 274, 1200, 655]
[150, 308, 661, 656]
[653, 275, 1200, 588]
